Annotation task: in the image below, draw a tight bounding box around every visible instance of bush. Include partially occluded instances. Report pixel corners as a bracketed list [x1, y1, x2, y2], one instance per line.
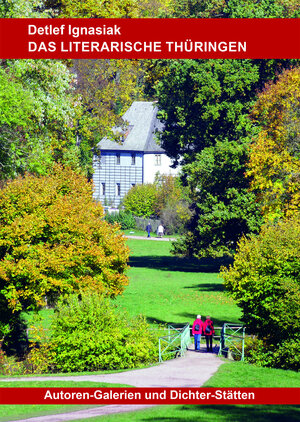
[105, 211, 136, 230]
[123, 184, 158, 217]
[222, 213, 300, 369]
[46, 293, 159, 372]
[0, 166, 129, 340]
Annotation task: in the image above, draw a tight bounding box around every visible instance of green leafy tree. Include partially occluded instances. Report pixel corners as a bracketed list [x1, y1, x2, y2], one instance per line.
[0, 166, 129, 340]
[123, 184, 158, 217]
[153, 59, 293, 257]
[173, 140, 262, 257]
[221, 214, 300, 369]
[0, 59, 82, 180]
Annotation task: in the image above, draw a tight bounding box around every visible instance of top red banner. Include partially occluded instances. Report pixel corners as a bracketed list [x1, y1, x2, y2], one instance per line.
[0, 18, 299, 59]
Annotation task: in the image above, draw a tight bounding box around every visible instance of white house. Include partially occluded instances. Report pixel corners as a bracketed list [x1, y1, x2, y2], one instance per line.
[93, 101, 179, 207]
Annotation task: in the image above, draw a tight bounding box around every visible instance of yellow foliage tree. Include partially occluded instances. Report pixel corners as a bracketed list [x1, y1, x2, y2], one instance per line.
[247, 67, 300, 221]
[0, 166, 129, 336]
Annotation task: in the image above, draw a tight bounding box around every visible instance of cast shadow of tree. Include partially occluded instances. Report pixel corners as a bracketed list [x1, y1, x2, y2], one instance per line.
[138, 405, 300, 421]
[177, 312, 225, 328]
[129, 256, 232, 273]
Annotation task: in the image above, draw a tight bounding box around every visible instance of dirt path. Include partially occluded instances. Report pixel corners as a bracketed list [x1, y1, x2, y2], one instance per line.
[2, 345, 224, 422]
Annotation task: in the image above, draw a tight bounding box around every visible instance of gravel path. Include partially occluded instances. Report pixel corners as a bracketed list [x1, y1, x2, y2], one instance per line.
[2, 345, 224, 422]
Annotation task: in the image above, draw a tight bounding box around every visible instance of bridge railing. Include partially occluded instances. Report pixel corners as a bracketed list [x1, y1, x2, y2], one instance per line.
[218, 323, 246, 361]
[158, 323, 190, 363]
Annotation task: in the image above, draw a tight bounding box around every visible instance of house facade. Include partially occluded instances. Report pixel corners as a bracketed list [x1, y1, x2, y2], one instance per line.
[93, 101, 178, 207]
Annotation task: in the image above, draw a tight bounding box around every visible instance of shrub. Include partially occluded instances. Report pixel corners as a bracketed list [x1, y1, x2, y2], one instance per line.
[123, 184, 158, 217]
[0, 166, 129, 340]
[47, 293, 159, 373]
[222, 213, 300, 369]
[105, 211, 136, 230]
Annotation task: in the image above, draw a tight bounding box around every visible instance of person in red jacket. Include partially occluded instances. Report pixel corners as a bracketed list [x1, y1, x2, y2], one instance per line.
[203, 316, 215, 352]
[192, 315, 204, 351]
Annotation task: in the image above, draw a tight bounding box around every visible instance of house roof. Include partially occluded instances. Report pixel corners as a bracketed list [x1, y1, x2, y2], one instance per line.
[97, 101, 165, 153]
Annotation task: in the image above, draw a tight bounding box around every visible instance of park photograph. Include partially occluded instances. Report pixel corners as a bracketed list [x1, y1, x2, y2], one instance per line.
[0, 0, 300, 421]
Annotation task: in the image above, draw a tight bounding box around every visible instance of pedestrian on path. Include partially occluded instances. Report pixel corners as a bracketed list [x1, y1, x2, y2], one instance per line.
[203, 316, 215, 352]
[192, 315, 204, 351]
[157, 224, 164, 238]
[146, 222, 152, 238]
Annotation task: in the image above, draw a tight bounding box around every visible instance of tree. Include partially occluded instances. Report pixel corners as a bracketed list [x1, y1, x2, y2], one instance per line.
[247, 67, 300, 222]
[0, 59, 82, 180]
[169, 0, 300, 18]
[173, 140, 262, 258]
[154, 174, 191, 234]
[0, 166, 129, 339]
[51, 0, 139, 18]
[73, 59, 143, 145]
[221, 214, 300, 369]
[153, 59, 294, 257]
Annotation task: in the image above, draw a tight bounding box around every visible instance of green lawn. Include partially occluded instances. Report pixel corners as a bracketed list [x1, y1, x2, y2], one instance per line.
[115, 238, 240, 328]
[26, 238, 240, 332]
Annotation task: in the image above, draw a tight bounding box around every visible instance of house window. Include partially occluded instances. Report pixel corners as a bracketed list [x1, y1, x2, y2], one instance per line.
[116, 183, 121, 196]
[155, 154, 161, 166]
[100, 155, 106, 165]
[131, 153, 136, 165]
[101, 182, 106, 196]
[116, 153, 120, 165]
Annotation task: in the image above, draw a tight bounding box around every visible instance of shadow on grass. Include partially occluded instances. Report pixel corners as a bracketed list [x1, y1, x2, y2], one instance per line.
[146, 316, 169, 325]
[176, 313, 226, 328]
[129, 256, 233, 273]
[140, 405, 300, 422]
[183, 283, 224, 292]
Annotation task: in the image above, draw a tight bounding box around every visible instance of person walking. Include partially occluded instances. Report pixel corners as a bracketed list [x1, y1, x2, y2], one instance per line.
[157, 224, 164, 238]
[192, 315, 204, 351]
[203, 316, 215, 352]
[146, 222, 152, 238]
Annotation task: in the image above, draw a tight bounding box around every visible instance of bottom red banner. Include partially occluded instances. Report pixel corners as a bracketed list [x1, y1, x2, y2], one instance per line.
[0, 388, 299, 405]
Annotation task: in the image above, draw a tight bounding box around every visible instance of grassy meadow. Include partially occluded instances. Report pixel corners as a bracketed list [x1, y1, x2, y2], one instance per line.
[115, 238, 241, 328]
[26, 237, 241, 332]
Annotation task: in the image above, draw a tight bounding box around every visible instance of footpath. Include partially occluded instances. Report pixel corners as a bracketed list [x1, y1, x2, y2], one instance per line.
[2, 345, 224, 422]
[125, 235, 176, 242]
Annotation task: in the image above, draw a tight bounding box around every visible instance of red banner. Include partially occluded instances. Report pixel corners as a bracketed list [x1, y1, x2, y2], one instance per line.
[0, 18, 299, 59]
[0, 388, 299, 405]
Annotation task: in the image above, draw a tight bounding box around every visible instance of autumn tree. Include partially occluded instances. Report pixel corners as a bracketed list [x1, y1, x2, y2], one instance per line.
[0, 166, 129, 339]
[169, 0, 300, 18]
[247, 67, 300, 222]
[73, 59, 143, 145]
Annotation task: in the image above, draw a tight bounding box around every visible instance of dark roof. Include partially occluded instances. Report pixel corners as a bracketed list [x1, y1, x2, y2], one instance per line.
[97, 101, 165, 153]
